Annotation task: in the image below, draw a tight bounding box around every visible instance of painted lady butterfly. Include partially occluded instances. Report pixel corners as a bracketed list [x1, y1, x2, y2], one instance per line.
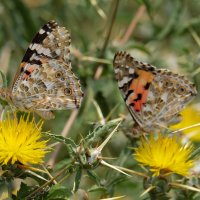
[113, 51, 197, 134]
[0, 21, 83, 119]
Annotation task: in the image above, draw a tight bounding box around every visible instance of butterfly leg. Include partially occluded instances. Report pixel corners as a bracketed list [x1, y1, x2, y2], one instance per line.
[35, 110, 55, 120]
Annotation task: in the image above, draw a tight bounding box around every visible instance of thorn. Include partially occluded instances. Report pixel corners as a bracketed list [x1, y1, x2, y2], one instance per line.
[26, 170, 49, 182]
[92, 99, 105, 125]
[97, 122, 121, 152]
[170, 182, 200, 193]
[140, 185, 156, 197]
[171, 123, 200, 134]
[100, 160, 131, 177]
[100, 195, 126, 200]
[114, 166, 148, 178]
[98, 156, 117, 160]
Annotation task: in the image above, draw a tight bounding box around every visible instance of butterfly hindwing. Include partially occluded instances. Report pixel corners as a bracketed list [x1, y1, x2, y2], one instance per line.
[113, 51, 197, 132]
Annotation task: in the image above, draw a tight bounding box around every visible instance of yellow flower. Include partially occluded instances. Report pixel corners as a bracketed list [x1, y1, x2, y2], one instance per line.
[134, 134, 194, 176]
[0, 115, 48, 165]
[170, 104, 200, 141]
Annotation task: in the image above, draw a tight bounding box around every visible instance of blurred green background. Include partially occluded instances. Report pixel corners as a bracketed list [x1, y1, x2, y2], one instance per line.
[0, 0, 200, 199]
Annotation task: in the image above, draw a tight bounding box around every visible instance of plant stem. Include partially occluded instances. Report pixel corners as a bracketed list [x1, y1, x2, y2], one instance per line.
[47, 110, 78, 167]
[118, 5, 146, 45]
[26, 161, 73, 199]
[94, 0, 119, 80]
[100, 0, 119, 57]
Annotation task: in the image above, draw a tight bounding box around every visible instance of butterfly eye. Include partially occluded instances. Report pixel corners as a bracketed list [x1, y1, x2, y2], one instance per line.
[177, 87, 186, 95]
[64, 88, 72, 96]
[55, 71, 63, 78]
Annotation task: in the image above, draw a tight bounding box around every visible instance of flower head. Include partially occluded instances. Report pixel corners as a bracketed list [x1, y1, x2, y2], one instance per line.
[134, 134, 194, 176]
[170, 104, 200, 141]
[0, 114, 48, 165]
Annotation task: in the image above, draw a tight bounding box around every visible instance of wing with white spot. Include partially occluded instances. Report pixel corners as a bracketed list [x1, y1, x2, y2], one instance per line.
[113, 51, 197, 132]
[12, 20, 71, 91]
[10, 21, 83, 119]
[147, 69, 197, 126]
[12, 60, 83, 111]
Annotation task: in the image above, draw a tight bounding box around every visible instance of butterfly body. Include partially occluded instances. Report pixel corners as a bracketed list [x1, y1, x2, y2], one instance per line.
[0, 21, 83, 119]
[113, 51, 197, 133]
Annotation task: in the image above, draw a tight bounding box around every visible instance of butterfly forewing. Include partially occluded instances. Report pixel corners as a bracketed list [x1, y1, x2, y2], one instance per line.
[12, 21, 57, 89]
[10, 21, 83, 119]
[113, 51, 197, 132]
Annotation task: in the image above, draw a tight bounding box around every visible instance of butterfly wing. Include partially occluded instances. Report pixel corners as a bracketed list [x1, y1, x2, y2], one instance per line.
[113, 51, 197, 132]
[11, 21, 83, 119]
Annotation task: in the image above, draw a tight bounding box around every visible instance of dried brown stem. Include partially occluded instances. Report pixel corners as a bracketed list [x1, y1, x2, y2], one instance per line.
[26, 163, 72, 199]
[47, 109, 79, 167]
[94, 0, 119, 80]
[118, 5, 146, 45]
[100, 0, 119, 57]
[0, 42, 12, 74]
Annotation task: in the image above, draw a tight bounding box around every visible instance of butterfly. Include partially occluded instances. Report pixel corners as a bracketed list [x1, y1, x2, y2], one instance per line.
[0, 21, 83, 120]
[113, 51, 197, 134]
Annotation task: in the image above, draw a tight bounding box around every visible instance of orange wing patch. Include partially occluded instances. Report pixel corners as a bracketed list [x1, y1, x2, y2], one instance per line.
[21, 64, 37, 80]
[128, 70, 154, 112]
[21, 59, 48, 80]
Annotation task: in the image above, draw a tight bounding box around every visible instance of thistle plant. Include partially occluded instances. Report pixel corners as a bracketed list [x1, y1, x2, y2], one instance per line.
[0, 1, 200, 200]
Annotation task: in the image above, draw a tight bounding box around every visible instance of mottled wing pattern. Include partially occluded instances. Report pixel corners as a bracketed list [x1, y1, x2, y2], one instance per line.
[11, 21, 83, 119]
[113, 51, 197, 132]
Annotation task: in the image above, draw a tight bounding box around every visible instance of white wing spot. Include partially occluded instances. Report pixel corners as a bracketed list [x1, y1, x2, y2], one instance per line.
[129, 68, 135, 74]
[37, 47, 51, 56]
[29, 43, 42, 51]
[118, 77, 131, 87]
[114, 68, 120, 73]
[55, 49, 61, 56]
[161, 92, 168, 102]
[39, 28, 45, 34]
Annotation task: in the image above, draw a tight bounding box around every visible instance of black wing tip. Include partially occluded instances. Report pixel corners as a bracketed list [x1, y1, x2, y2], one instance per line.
[114, 51, 129, 60]
[113, 51, 133, 65]
[46, 20, 58, 27]
[114, 50, 156, 71]
[41, 20, 58, 32]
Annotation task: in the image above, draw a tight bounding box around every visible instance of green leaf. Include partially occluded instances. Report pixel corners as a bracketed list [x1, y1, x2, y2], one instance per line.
[73, 168, 82, 192]
[0, 71, 8, 107]
[54, 159, 74, 172]
[45, 133, 77, 156]
[14, 183, 32, 200]
[86, 121, 118, 146]
[0, 70, 7, 88]
[46, 184, 72, 200]
[87, 170, 101, 185]
[109, 176, 128, 187]
[46, 133, 76, 148]
[88, 184, 106, 192]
